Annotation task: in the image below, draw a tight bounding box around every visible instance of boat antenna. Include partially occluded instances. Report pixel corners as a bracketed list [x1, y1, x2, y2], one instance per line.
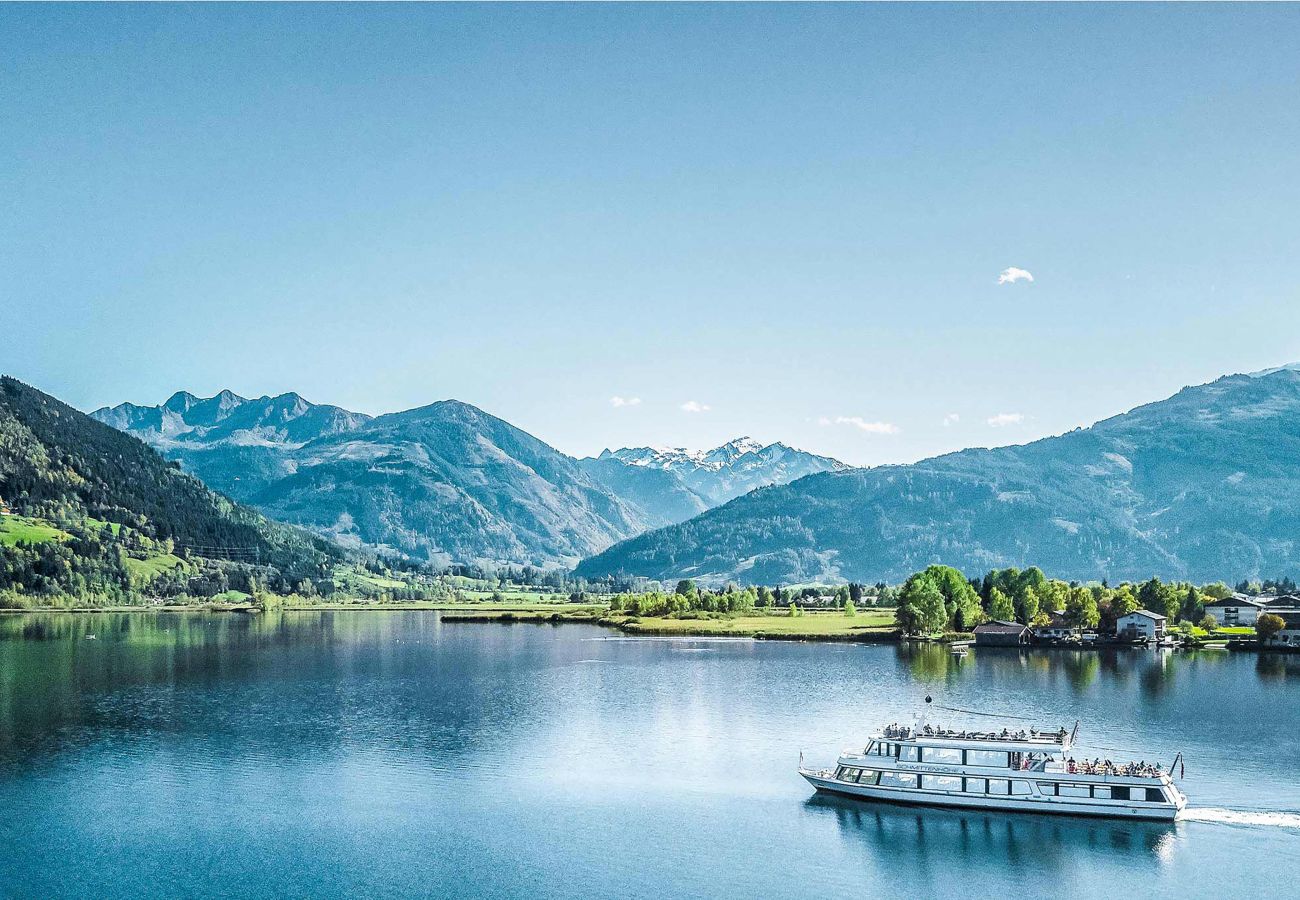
[1069, 720, 1080, 747]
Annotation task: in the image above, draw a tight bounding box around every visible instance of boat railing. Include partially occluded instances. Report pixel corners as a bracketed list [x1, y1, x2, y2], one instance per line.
[1064, 758, 1165, 778]
[879, 724, 1068, 745]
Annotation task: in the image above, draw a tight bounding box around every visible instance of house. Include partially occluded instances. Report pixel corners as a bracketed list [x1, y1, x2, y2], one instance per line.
[1203, 594, 1269, 627]
[1258, 607, 1300, 650]
[1116, 609, 1166, 642]
[0, 495, 11, 516]
[973, 620, 1030, 647]
[1033, 612, 1078, 642]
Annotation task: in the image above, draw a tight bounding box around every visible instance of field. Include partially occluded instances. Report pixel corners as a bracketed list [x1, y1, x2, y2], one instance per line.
[0, 516, 69, 546]
[610, 609, 898, 639]
[124, 553, 188, 580]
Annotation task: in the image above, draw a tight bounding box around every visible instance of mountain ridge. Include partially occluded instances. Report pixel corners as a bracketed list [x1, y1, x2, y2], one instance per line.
[92, 392, 845, 567]
[576, 369, 1300, 585]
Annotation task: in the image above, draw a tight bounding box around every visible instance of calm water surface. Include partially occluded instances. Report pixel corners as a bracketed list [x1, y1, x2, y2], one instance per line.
[1, 611, 1297, 898]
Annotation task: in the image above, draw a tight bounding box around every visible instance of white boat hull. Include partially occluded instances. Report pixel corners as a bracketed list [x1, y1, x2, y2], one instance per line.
[801, 770, 1182, 821]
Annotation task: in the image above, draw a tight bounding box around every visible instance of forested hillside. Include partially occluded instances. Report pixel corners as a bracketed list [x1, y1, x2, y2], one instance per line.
[0, 377, 340, 605]
[577, 369, 1300, 585]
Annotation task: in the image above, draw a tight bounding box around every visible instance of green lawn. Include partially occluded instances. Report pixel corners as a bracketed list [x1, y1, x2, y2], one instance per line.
[0, 516, 69, 546]
[615, 609, 897, 638]
[124, 553, 187, 580]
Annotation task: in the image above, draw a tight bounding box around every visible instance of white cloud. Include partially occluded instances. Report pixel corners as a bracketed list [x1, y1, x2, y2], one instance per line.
[987, 412, 1025, 427]
[997, 267, 1034, 285]
[943, 413, 960, 427]
[820, 415, 899, 434]
[609, 396, 641, 408]
[680, 400, 711, 413]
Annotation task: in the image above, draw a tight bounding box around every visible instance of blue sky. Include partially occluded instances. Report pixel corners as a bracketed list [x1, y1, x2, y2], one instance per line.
[3, 4, 1298, 466]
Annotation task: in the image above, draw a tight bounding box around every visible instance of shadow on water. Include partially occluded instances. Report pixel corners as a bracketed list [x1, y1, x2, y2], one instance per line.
[803, 793, 1178, 876]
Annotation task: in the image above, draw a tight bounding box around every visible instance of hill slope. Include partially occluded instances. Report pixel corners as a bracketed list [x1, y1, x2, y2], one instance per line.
[577, 370, 1300, 585]
[95, 393, 847, 566]
[0, 377, 339, 599]
[246, 400, 648, 567]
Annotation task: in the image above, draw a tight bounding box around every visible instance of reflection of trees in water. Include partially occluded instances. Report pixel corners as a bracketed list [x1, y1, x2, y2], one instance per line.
[805, 793, 1177, 878]
[895, 644, 964, 684]
[0, 610, 554, 770]
[1255, 652, 1300, 681]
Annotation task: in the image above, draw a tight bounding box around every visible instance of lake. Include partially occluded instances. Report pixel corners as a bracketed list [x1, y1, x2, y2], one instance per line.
[0, 611, 1296, 898]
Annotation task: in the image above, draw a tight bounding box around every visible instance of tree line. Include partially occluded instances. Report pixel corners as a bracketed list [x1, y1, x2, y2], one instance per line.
[894, 564, 1239, 636]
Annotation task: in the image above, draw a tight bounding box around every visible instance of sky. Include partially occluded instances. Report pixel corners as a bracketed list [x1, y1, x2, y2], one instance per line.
[2, 4, 1299, 466]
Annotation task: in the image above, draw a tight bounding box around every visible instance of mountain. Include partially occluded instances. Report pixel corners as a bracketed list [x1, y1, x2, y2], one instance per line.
[0, 377, 338, 597]
[245, 400, 649, 567]
[92, 390, 371, 499]
[580, 437, 847, 526]
[93, 393, 847, 567]
[576, 369, 1300, 586]
[97, 393, 649, 567]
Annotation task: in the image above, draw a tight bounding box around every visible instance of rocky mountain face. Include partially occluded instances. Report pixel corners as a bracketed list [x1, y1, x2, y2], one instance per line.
[93, 393, 844, 567]
[579, 437, 847, 528]
[576, 369, 1300, 586]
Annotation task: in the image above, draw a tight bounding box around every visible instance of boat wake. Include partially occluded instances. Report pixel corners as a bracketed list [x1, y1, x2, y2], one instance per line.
[1180, 807, 1300, 829]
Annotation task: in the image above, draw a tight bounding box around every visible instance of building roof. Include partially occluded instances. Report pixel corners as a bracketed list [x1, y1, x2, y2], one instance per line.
[974, 620, 1028, 634]
[1119, 609, 1166, 622]
[1205, 596, 1266, 609]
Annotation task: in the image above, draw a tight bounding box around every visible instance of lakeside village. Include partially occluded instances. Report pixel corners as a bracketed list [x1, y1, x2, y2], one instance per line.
[599, 564, 1300, 652]
[3, 505, 1299, 653]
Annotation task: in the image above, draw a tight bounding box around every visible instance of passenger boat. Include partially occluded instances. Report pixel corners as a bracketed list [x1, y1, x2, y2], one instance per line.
[800, 720, 1187, 820]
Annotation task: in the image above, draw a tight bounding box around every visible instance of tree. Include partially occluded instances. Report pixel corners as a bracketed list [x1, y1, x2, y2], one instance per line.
[675, 579, 697, 598]
[1014, 584, 1040, 625]
[1257, 613, 1286, 641]
[1064, 586, 1100, 630]
[1137, 577, 1180, 621]
[1199, 613, 1218, 633]
[988, 587, 1016, 622]
[844, 599, 857, 618]
[788, 601, 801, 618]
[1180, 585, 1203, 623]
[896, 574, 948, 635]
[1200, 582, 1233, 600]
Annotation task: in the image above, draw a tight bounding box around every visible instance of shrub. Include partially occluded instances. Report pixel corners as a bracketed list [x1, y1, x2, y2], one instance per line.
[1257, 613, 1286, 641]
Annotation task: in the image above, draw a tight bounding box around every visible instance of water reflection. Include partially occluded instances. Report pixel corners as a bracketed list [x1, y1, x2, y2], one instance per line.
[805, 793, 1179, 875]
[0, 610, 580, 771]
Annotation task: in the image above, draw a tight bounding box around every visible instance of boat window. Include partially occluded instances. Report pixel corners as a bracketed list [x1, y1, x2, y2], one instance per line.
[877, 742, 891, 757]
[966, 750, 1010, 768]
[1145, 788, 1165, 803]
[1111, 786, 1131, 801]
[987, 779, 1010, 795]
[847, 768, 865, 783]
[899, 746, 920, 762]
[1092, 786, 1112, 800]
[1010, 780, 1031, 796]
[963, 778, 986, 794]
[1058, 783, 1090, 798]
[858, 769, 880, 786]
[878, 771, 918, 789]
[921, 774, 962, 791]
[921, 747, 963, 765]
[1036, 782, 1058, 796]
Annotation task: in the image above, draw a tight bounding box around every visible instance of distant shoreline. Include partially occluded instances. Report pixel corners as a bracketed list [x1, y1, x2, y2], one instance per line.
[0, 604, 1277, 652]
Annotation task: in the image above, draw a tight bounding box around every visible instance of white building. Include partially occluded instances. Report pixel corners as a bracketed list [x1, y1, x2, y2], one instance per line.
[1116, 609, 1166, 642]
[1202, 595, 1269, 627]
